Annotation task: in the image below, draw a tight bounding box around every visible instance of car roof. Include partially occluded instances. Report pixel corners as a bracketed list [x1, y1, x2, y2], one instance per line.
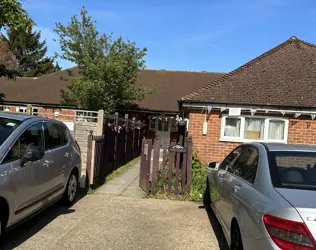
[0, 112, 36, 121]
[248, 142, 316, 152]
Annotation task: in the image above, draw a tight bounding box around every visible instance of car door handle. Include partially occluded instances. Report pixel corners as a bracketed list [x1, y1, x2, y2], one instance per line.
[233, 185, 241, 192]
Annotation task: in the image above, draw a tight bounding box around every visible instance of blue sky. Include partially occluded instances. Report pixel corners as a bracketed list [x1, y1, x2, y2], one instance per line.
[23, 0, 316, 72]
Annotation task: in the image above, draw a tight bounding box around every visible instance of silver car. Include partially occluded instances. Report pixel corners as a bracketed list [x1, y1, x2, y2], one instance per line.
[204, 142, 316, 250]
[0, 112, 81, 238]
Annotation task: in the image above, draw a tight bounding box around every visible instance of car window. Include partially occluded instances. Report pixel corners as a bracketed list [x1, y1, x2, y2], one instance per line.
[268, 151, 316, 191]
[231, 147, 259, 184]
[3, 122, 43, 163]
[44, 122, 69, 150]
[220, 147, 242, 172]
[0, 118, 21, 146]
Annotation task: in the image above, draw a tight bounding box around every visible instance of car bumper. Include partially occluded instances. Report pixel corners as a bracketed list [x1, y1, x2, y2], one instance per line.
[244, 236, 280, 250]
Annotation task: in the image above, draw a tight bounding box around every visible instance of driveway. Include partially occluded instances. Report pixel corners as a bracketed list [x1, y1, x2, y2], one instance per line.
[2, 162, 229, 250]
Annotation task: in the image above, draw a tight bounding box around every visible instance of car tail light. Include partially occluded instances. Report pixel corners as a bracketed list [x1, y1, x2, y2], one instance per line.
[263, 214, 316, 250]
[74, 140, 81, 154]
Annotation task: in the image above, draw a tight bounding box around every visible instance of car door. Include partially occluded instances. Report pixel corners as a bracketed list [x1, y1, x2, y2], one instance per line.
[220, 146, 259, 234]
[213, 147, 242, 232]
[4, 122, 49, 221]
[43, 121, 71, 196]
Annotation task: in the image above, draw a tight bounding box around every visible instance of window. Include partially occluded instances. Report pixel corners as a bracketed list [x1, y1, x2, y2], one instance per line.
[268, 151, 316, 191]
[149, 117, 156, 131]
[158, 118, 169, 132]
[171, 118, 178, 132]
[233, 147, 259, 184]
[3, 122, 43, 163]
[220, 148, 242, 171]
[221, 116, 288, 143]
[44, 122, 68, 150]
[0, 118, 21, 147]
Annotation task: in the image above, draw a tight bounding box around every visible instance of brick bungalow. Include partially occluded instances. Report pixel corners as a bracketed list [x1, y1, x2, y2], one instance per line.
[0, 68, 224, 144]
[180, 36, 316, 164]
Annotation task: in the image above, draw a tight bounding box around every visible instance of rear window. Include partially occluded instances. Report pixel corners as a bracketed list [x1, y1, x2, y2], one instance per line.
[0, 118, 21, 146]
[268, 151, 316, 191]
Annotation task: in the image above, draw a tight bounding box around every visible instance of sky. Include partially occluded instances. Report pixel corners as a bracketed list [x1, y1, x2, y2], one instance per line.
[23, 0, 316, 72]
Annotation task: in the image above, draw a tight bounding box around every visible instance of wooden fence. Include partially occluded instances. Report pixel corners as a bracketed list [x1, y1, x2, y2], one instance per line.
[87, 113, 145, 185]
[139, 135, 193, 196]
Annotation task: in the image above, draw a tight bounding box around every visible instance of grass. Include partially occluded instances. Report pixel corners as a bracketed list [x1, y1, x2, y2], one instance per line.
[88, 157, 140, 195]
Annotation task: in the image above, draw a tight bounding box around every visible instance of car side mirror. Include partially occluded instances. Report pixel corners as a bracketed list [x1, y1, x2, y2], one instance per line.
[21, 145, 44, 166]
[208, 161, 219, 171]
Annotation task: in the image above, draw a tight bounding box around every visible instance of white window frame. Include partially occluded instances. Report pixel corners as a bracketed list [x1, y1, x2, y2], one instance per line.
[220, 115, 289, 143]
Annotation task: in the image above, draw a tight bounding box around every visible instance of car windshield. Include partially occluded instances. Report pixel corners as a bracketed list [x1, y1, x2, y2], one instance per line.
[0, 117, 21, 146]
[268, 151, 316, 191]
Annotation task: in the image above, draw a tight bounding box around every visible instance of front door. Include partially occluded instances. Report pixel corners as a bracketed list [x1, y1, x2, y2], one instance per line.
[156, 117, 170, 146]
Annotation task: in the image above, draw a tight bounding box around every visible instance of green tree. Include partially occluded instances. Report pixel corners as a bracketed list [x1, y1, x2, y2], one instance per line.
[2, 24, 60, 76]
[0, 0, 34, 79]
[54, 7, 149, 111]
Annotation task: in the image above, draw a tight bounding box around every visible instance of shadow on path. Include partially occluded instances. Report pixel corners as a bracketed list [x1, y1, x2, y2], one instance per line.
[1, 190, 86, 250]
[199, 205, 229, 250]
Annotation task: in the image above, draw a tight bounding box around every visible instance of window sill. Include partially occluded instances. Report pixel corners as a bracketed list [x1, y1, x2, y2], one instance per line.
[219, 138, 287, 144]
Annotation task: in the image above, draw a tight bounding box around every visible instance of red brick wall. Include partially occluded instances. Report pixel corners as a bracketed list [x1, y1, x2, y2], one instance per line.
[38, 107, 75, 121]
[188, 110, 316, 164]
[188, 111, 239, 164]
[1, 105, 76, 121]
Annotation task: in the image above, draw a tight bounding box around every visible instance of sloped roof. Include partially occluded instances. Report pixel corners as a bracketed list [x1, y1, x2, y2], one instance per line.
[182, 36, 316, 108]
[0, 67, 225, 112]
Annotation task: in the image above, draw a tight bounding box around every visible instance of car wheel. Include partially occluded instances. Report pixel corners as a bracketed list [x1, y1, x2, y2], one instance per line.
[203, 178, 211, 210]
[63, 172, 78, 205]
[231, 222, 243, 250]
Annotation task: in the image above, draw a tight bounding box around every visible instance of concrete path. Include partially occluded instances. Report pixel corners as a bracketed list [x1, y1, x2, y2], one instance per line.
[96, 160, 145, 197]
[2, 195, 228, 250]
[2, 160, 228, 250]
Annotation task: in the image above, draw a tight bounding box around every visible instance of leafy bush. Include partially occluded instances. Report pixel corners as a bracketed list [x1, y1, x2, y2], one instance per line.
[190, 151, 209, 201]
[151, 151, 208, 202]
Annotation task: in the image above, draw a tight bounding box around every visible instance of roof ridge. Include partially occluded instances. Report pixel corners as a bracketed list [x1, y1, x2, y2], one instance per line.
[182, 36, 312, 100]
[143, 68, 227, 74]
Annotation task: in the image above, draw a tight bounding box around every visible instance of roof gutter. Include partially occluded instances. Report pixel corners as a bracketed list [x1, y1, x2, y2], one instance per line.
[1, 100, 77, 109]
[180, 100, 316, 113]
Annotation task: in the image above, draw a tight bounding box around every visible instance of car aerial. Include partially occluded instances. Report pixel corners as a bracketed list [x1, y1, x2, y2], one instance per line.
[203, 142, 316, 250]
[0, 112, 81, 239]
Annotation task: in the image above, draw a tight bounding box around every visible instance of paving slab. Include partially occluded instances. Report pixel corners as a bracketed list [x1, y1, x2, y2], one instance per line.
[96, 160, 145, 197]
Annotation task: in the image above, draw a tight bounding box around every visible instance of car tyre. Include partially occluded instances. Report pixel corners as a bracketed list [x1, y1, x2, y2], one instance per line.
[203, 178, 211, 210]
[62, 171, 78, 205]
[231, 222, 244, 250]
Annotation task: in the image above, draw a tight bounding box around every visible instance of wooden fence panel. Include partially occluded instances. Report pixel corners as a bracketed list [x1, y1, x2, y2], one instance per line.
[139, 139, 152, 193]
[174, 152, 180, 195]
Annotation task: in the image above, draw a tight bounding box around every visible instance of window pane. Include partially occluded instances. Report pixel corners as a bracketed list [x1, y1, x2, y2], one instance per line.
[19, 123, 43, 158]
[158, 118, 168, 132]
[220, 148, 242, 171]
[233, 147, 258, 183]
[268, 120, 285, 140]
[44, 122, 67, 150]
[268, 151, 316, 190]
[244, 118, 265, 140]
[149, 118, 156, 130]
[224, 118, 241, 137]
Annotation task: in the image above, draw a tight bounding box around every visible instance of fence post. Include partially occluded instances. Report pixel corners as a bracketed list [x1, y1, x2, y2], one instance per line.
[96, 109, 104, 135]
[114, 112, 119, 169]
[186, 136, 193, 194]
[26, 104, 32, 115]
[152, 134, 160, 194]
[124, 114, 128, 162]
[132, 117, 136, 155]
[86, 130, 94, 186]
